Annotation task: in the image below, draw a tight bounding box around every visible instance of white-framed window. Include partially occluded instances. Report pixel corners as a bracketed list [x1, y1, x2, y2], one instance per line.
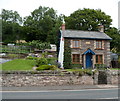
[95, 40, 104, 49]
[71, 40, 80, 48]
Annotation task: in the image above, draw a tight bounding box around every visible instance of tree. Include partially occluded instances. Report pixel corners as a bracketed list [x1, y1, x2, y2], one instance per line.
[23, 6, 63, 43]
[28, 40, 51, 52]
[106, 27, 120, 53]
[64, 8, 120, 54]
[0, 19, 2, 42]
[65, 8, 112, 31]
[1, 9, 23, 43]
[1, 9, 22, 24]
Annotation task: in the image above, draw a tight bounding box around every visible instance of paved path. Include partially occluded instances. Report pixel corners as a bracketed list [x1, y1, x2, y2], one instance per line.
[1, 85, 118, 91]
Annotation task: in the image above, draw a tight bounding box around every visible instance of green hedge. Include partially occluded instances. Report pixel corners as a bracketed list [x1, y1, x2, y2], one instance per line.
[36, 65, 57, 71]
[71, 64, 82, 69]
[95, 64, 107, 69]
[1, 45, 31, 54]
[26, 56, 38, 60]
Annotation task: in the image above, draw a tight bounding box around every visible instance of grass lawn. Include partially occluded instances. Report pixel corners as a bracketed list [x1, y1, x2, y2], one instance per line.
[1, 59, 36, 71]
[65, 69, 93, 72]
[110, 68, 120, 70]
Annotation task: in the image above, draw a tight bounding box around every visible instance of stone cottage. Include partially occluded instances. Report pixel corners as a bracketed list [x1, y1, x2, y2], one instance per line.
[58, 24, 112, 69]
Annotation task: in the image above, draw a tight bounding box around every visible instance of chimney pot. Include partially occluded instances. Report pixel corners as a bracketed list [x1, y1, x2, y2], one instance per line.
[61, 24, 65, 30]
[98, 25, 104, 32]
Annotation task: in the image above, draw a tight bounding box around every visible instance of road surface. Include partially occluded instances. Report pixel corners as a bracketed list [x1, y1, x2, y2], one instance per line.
[1, 88, 119, 99]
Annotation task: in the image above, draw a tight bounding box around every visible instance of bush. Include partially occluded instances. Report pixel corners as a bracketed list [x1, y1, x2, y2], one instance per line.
[95, 64, 107, 69]
[26, 56, 38, 60]
[7, 54, 19, 58]
[36, 57, 48, 67]
[47, 58, 57, 65]
[84, 69, 93, 76]
[66, 69, 93, 76]
[36, 65, 57, 71]
[71, 64, 82, 69]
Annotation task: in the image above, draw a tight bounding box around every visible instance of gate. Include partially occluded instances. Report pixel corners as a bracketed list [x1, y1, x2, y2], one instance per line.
[98, 70, 107, 84]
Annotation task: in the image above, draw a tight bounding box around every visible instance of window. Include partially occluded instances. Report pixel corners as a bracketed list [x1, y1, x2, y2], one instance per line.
[96, 40, 102, 49]
[72, 40, 80, 48]
[72, 54, 80, 63]
[96, 55, 103, 64]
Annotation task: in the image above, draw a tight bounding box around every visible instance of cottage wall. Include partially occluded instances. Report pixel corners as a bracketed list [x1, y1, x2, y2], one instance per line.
[65, 38, 111, 68]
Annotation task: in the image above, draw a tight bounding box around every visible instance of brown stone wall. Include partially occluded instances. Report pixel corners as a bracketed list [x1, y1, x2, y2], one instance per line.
[2, 74, 93, 87]
[66, 38, 111, 67]
[1, 70, 119, 87]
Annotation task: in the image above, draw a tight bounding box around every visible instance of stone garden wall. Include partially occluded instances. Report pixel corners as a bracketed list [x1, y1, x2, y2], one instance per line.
[1, 70, 119, 87]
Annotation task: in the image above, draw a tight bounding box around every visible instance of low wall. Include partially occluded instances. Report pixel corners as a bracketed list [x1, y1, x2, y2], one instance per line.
[1, 70, 119, 87]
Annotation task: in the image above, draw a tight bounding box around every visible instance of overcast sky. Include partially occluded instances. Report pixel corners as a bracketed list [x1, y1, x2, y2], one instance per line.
[0, 0, 119, 28]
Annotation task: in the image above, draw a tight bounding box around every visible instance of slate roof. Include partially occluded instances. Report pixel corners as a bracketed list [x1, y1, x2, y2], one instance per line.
[62, 30, 112, 40]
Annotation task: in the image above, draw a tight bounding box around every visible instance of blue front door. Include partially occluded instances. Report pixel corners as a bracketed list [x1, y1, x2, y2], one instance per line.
[86, 53, 92, 68]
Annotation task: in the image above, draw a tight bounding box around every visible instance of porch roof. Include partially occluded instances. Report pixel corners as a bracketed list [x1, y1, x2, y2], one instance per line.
[83, 49, 95, 55]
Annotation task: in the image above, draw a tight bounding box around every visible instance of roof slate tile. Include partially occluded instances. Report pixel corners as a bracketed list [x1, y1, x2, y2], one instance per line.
[62, 30, 112, 40]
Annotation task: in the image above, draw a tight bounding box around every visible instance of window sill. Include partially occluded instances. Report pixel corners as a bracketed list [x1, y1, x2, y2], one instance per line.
[72, 47, 81, 49]
[95, 48, 104, 50]
[72, 62, 80, 64]
[95, 63, 103, 64]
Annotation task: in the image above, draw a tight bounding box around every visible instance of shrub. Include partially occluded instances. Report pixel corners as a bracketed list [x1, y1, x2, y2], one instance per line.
[7, 54, 19, 58]
[26, 56, 38, 60]
[36, 65, 57, 71]
[71, 64, 82, 69]
[66, 69, 93, 76]
[47, 58, 57, 65]
[78, 71, 84, 76]
[36, 57, 48, 67]
[84, 69, 93, 76]
[95, 64, 107, 69]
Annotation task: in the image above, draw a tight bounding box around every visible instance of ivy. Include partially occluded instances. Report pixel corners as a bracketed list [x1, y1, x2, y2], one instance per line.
[63, 39, 72, 69]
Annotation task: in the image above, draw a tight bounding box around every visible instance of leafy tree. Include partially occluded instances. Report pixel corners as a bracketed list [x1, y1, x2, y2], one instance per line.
[28, 40, 51, 52]
[1, 9, 22, 24]
[64, 8, 120, 54]
[65, 8, 112, 31]
[23, 6, 63, 43]
[0, 19, 2, 42]
[106, 27, 120, 53]
[1, 9, 23, 43]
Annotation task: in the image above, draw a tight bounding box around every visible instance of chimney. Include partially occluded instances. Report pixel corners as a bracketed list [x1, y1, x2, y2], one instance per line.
[61, 24, 65, 30]
[98, 25, 104, 32]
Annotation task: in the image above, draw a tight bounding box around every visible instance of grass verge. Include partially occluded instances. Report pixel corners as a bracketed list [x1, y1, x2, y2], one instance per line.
[1, 59, 36, 71]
